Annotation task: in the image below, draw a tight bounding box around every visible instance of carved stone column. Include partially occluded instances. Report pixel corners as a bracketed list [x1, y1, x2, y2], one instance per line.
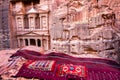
[35, 39, 37, 46]
[18, 38, 20, 48]
[28, 38, 30, 46]
[23, 38, 25, 47]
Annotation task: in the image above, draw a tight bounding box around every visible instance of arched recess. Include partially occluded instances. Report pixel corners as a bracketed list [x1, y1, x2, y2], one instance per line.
[24, 15, 29, 29]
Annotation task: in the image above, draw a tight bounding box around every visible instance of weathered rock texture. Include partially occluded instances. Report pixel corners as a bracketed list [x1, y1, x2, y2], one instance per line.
[0, 0, 10, 50]
[51, 0, 120, 63]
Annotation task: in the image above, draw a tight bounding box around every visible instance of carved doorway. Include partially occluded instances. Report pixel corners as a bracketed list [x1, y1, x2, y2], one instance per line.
[37, 39, 41, 47]
[30, 39, 36, 46]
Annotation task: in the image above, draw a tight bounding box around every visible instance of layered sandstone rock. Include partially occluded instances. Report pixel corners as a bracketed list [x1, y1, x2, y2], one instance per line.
[51, 0, 120, 63]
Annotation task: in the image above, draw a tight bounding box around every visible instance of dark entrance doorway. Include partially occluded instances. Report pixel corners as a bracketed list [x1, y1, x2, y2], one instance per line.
[37, 39, 41, 47]
[30, 39, 36, 45]
[25, 39, 28, 46]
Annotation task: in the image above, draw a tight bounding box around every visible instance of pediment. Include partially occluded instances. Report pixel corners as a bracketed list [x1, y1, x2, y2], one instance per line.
[16, 11, 24, 15]
[37, 4, 49, 13]
[15, 9, 25, 15]
[17, 31, 41, 36]
[27, 8, 38, 14]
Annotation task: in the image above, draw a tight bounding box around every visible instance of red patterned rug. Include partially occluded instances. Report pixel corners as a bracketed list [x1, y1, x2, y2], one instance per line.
[11, 50, 120, 80]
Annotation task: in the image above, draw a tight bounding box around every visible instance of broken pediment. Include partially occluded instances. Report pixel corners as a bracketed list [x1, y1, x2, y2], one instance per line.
[38, 9, 49, 13]
[15, 9, 25, 15]
[37, 3, 49, 13]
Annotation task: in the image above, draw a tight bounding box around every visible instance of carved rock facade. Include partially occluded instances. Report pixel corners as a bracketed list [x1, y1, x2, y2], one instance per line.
[9, 0, 54, 50]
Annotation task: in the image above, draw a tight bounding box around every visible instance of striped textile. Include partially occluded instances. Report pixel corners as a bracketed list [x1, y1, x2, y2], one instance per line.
[27, 60, 55, 71]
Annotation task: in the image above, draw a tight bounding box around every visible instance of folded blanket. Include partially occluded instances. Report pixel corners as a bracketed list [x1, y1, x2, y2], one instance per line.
[10, 50, 42, 60]
[11, 50, 119, 66]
